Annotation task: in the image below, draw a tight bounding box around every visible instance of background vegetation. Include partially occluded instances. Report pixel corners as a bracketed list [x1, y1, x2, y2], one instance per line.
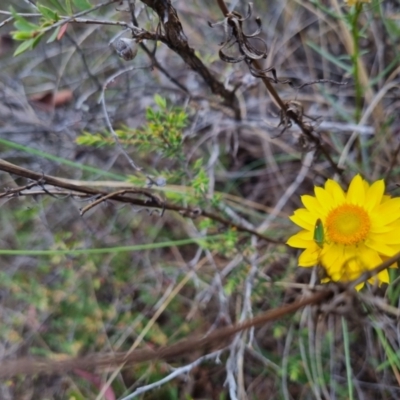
[0, 0, 399, 398]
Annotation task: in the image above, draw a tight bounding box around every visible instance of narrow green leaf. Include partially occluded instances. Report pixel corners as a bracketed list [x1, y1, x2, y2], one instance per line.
[369, 53, 400, 86]
[13, 38, 35, 56]
[342, 318, 354, 400]
[10, 7, 39, 31]
[307, 41, 352, 73]
[47, 26, 61, 43]
[154, 94, 167, 109]
[37, 4, 59, 21]
[0, 235, 223, 256]
[45, 0, 67, 14]
[14, 20, 40, 32]
[12, 31, 35, 40]
[0, 137, 123, 180]
[32, 33, 44, 49]
[65, 0, 73, 15]
[72, 0, 92, 11]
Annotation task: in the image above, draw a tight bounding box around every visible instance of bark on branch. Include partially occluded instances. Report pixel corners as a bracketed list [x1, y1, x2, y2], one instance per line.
[139, 0, 241, 118]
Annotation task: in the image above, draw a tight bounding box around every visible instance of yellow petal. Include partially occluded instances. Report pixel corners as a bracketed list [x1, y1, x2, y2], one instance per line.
[355, 282, 365, 291]
[370, 227, 400, 245]
[364, 238, 398, 257]
[289, 209, 314, 230]
[342, 246, 360, 278]
[314, 187, 334, 213]
[388, 246, 400, 255]
[346, 175, 365, 205]
[298, 246, 320, 266]
[324, 179, 345, 207]
[357, 244, 382, 271]
[372, 198, 400, 225]
[326, 245, 378, 284]
[294, 229, 313, 240]
[287, 230, 313, 248]
[377, 268, 390, 284]
[364, 179, 384, 212]
[369, 219, 393, 233]
[301, 195, 325, 216]
[321, 243, 342, 269]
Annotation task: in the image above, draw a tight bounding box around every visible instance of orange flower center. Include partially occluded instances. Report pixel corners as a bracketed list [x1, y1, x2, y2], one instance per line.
[326, 204, 370, 245]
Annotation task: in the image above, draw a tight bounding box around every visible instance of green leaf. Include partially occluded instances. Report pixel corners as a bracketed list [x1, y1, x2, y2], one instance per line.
[192, 157, 203, 172]
[146, 107, 156, 120]
[32, 33, 44, 49]
[76, 132, 107, 147]
[10, 7, 40, 32]
[13, 38, 36, 56]
[37, 4, 59, 21]
[45, 0, 67, 14]
[154, 94, 167, 109]
[72, 0, 92, 11]
[12, 31, 35, 41]
[47, 26, 61, 43]
[307, 41, 352, 73]
[14, 20, 40, 32]
[65, 0, 73, 15]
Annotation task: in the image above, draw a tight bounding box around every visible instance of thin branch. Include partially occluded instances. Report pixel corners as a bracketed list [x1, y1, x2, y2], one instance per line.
[214, 0, 344, 177]
[139, 0, 241, 118]
[98, 64, 151, 172]
[121, 350, 225, 400]
[0, 16, 13, 29]
[79, 189, 162, 215]
[0, 289, 332, 378]
[352, 250, 400, 289]
[0, 159, 280, 243]
[2, 247, 400, 379]
[39, 0, 120, 34]
[128, 6, 190, 94]
[0, 10, 41, 16]
[257, 150, 315, 233]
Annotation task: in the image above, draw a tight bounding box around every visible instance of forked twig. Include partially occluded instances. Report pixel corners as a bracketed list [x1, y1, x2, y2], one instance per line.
[79, 188, 163, 215]
[0, 180, 39, 198]
[213, 0, 344, 178]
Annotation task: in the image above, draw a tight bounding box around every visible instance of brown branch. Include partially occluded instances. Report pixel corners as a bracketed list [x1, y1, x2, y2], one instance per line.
[0, 289, 332, 378]
[19, 0, 236, 114]
[79, 189, 163, 216]
[0, 180, 38, 198]
[127, 1, 191, 95]
[0, 249, 399, 377]
[0, 159, 281, 243]
[352, 250, 400, 289]
[139, 0, 241, 118]
[214, 0, 344, 178]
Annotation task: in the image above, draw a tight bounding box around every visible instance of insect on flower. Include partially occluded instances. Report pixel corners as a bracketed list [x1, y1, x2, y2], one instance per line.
[313, 218, 325, 249]
[287, 175, 400, 290]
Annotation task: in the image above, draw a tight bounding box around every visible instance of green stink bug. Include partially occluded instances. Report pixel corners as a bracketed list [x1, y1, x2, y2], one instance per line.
[314, 218, 324, 248]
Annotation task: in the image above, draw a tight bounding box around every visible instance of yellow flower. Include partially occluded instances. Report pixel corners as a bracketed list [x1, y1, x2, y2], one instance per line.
[287, 175, 400, 289]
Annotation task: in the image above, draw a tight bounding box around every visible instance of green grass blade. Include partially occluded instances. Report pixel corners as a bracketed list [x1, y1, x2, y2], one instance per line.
[0, 235, 222, 256]
[0, 137, 124, 180]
